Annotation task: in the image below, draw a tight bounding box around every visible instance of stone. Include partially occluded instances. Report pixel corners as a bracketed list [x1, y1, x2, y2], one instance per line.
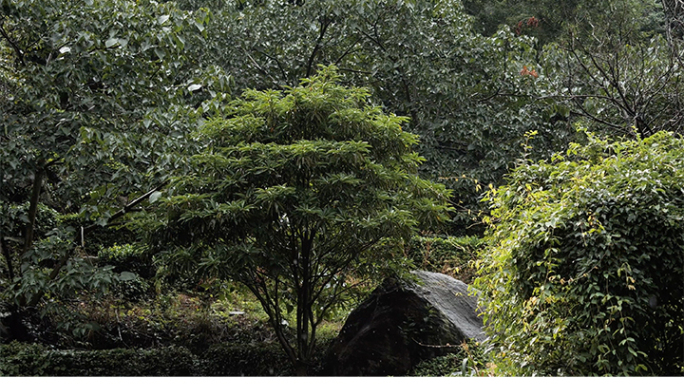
[323, 270, 484, 376]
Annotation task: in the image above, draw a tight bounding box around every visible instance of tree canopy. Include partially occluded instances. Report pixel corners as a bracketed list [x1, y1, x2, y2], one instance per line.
[143, 66, 452, 374]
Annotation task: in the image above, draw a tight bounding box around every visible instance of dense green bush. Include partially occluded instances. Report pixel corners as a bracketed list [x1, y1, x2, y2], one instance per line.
[409, 341, 489, 377]
[58, 214, 138, 256]
[0, 340, 318, 376]
[97, 244, 154, 301]
[97, 244, 154, 277]
[474, 131, 684, 376]
[0, 342, 196, 376]
[199, 343, 292, 376]
[407, 236, 484, 282]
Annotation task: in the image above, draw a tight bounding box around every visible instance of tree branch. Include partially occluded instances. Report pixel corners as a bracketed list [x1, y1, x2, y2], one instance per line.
[305, 16, 331, 77]
[0, 19, 25, 66]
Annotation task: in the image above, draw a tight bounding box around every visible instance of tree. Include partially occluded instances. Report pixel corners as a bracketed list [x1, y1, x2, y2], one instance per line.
[473, 130, 684, 376]
[0, 0, 226, 331]
[463, 0, 664, 45]
[530, 0, 684, 139]
[143, 66, 452, 375]
[200, 0, 575, 233]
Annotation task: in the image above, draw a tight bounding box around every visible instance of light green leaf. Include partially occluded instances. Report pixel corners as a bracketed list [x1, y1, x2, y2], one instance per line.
[119, 271, 137, 281]
[149, 191, 163, 203]
[105, 38, 118, 48]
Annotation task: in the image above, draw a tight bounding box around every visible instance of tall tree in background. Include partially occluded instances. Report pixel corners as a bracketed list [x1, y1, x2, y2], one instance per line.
[199, 0, 574, 233]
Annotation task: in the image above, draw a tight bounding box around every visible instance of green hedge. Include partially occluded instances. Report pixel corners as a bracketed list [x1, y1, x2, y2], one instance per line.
[0, 341, 299, 376]
[474, 131, 684, 375]
[199, 343, 292, 376]
[0, 342, 196, 376]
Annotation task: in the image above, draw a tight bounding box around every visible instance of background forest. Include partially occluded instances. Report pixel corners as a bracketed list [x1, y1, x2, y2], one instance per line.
[0, 0, 682, 376]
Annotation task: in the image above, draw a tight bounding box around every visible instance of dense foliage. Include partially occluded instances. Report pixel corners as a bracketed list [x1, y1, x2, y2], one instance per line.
[0, 0, 229, 318]
[1, 0, 683, 377]
[474, 131, 684, 376]
[191, 0, 577, 231]
[143, 66, 451, 374]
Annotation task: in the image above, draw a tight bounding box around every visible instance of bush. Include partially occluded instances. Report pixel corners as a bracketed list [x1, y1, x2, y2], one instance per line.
[409, 341, 489, 377]
[0, 342, 196, 376]
[97, 244, 154, 301]
[407, 236, 484, 282]
[97, 244, 154, 278]
[59, 214, 137, 256]
[199, 342, 292, 376]
[474, 131, 684, 376]
[0, 341, 303, 376]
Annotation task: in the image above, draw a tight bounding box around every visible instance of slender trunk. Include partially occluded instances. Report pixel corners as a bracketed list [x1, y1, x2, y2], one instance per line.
[0, 232, 13, 280]
[295, 233, 314, 376]
[22, 164, 45, 256]
[294, 361, 308, 376]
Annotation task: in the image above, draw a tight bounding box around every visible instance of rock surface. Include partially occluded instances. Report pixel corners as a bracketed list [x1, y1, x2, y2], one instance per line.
[323, 270, 484, 376]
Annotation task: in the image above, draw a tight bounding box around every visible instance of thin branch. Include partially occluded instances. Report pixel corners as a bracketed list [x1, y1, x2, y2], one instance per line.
[337, 67, 372, 75]
[241, 46, 282, 87]
[81, 180, 169, 238]
[334, 36, 362, 66]
[305, 16, 331, 77]
[254, 48, 290, 86]
[0, 232, 14, 280]
[0, 19, 25, 66]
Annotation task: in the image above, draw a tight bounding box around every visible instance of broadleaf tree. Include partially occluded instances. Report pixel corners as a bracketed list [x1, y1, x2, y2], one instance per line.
[199, 0, 576, 233]
[143, 66, 452, 375]
[0, 0, 227, 331]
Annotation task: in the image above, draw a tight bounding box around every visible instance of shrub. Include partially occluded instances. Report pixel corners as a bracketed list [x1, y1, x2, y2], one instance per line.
[199, 342, 292, 376]
[409, 341, 490, 377]
[97, 244, 154, 278]
[59, 214, 137, 256]
[0, 342, 196, 376]
[407, 236, 484, 282]
[474, 131, 684, 376]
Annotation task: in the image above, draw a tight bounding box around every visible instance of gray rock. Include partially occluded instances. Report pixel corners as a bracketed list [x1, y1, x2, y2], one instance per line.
[323, 270, 484, 376]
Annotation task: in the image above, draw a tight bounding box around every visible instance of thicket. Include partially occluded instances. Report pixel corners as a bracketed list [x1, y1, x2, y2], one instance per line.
[0, 341, 313, 376]
[474, 131, 684, 376]
[406, 236, 484, 282]
[2, 0, 684, 377]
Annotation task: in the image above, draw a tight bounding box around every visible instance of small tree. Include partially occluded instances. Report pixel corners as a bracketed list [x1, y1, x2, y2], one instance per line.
[146, 66, 452, 375]
[474, 130, 684, 376]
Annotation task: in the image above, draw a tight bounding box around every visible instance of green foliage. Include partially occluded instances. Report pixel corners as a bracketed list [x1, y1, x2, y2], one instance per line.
[199, 0, 576, 231]
[464, 0, 664, 44]
[406, 235, 484, 282]
[409, 341, 489, 377]
[0, 339, 335, 376]
[474, 130, 684, 376]
[143, 66, 452, 373]
[539, 22, 684, 139]
[0, 341, 196, 376]
[1, 203, 59, 241]
[198, 343, 292, 376]
[97, 244, 153, 277]
[0, 0, 227, 316]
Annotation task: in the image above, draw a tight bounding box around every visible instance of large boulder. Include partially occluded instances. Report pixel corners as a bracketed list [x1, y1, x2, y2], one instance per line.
[323, 270, 484, 376]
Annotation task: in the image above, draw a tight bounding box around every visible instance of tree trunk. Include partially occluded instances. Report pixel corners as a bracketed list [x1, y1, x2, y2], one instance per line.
[22, 164, 45, 256]
[294, 361, 308, 376]
[0, 232, 14, 280]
